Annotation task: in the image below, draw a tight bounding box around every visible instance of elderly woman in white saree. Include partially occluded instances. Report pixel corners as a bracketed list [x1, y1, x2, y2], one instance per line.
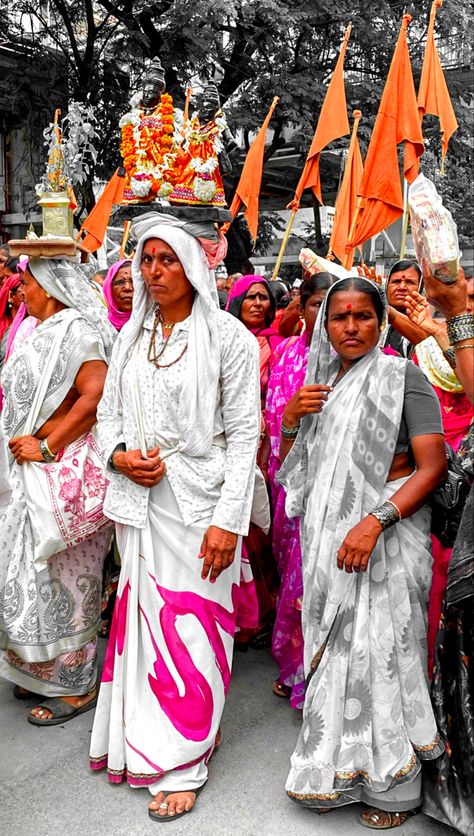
[278, 277, 447, 829]
[89, 213, 261, 822]
[0, 258, 116, 723]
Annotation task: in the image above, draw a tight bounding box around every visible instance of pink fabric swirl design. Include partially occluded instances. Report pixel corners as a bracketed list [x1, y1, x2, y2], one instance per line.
[143, 580, 239, 742]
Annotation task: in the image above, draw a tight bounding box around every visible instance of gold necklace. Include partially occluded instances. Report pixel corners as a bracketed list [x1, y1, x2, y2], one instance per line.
[147, 311, 188, 369]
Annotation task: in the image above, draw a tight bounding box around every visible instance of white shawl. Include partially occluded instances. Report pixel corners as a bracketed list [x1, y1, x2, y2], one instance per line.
[113, 214, 221, 458]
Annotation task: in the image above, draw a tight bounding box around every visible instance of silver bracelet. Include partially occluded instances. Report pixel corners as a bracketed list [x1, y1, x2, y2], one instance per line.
[370, 500, 401, 530]
[281, 421, 300, 439]
[39, 438, 56, 462]
[446, 313, 474, 345]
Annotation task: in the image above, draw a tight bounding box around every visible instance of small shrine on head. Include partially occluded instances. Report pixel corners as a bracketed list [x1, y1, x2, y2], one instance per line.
[116, 57, 233, 226]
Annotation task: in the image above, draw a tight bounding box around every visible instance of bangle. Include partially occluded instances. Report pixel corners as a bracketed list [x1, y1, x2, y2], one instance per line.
[442, 347, 456, 368]
[446, 314, 474, 345]
[369, 499, 401, 531]
[453, 343, 474, 352]
[281, 421, 300, 439]
[39, 438, 56, 462]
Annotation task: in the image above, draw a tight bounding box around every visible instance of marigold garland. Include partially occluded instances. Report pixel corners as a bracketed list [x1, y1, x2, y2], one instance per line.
[120, 93, 178, 200]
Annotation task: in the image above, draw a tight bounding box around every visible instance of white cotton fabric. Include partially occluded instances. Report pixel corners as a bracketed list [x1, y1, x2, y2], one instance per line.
[114, 215, 220, 458]
[28, 258, 116, 360]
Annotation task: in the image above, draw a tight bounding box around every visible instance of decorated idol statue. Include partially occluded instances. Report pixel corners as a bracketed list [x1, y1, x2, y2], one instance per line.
[119, 57, 178, 203]
[169, 82, 232, 207]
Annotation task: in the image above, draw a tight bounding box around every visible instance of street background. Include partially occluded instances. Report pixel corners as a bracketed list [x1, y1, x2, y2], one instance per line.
[0, 644, 456, 836]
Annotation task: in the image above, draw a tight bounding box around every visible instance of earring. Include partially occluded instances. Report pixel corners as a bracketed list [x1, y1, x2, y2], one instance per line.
[45, 292, 51, 298]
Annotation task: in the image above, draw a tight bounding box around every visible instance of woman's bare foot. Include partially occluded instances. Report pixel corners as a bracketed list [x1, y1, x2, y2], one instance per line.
[29, 687, 97, 721]
[148, 790, 197, 818]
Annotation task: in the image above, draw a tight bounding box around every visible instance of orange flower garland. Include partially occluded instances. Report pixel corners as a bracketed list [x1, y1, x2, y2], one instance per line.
[120, 93, 177, 201]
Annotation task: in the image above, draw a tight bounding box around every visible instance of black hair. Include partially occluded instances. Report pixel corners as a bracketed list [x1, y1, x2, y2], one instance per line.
[217, 289, 228, 310]
[300, 272, 336, 310]
[5, 257, 20, 273]
[325, 277, 385, 326]
[0, 243, 10, 256]
[269, 280, 290, 309]
[388, 259, 421, 281]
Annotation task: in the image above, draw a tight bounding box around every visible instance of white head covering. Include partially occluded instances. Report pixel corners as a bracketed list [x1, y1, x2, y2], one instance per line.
[28, 258, 116, 360]
[115, 213, 221, 458]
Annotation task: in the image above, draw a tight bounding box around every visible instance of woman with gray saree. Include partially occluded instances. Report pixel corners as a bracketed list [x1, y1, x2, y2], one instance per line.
[278, 277, 446, 829]
[0, 257, 116, 725]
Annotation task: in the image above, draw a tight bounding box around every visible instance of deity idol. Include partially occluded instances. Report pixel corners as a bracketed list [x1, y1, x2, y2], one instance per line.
[169, 82, 233, 207]
[119, 58, 178, 203]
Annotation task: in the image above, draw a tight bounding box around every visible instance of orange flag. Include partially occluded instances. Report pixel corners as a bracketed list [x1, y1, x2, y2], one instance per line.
[79, 168, 126, 252]
[228, 96, 280, 243]
[329, 111, 364, 267]
[348, 15, 424, 250]
[290, 23, 351, 209]
[418, 0, 458, 168]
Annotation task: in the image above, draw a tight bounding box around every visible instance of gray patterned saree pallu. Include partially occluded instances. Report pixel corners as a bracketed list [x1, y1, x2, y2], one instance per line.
[278, 286, 444, 811]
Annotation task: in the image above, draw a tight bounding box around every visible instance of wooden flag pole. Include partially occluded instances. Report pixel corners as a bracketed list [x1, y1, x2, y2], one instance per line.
[399, 178, 409, 258]
[119, 220, 132, 258]
[327, 109, 362, 260]
[343, 195, 363, 269]
[271, 207, 298, 280]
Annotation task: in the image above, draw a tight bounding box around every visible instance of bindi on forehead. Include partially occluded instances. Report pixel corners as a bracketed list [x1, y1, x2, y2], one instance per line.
[346, 304, 352, 310]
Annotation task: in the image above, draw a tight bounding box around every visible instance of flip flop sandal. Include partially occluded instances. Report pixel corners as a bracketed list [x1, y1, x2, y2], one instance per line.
[13, 685, 39, 700]
[148, 783, 206, 823]
[272, 679, 291, 699]
[359, 808, 419, 829]
[27, 696, 97, 726]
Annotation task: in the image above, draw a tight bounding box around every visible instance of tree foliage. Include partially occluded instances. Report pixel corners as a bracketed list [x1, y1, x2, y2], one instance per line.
[2, 0, 472, 243]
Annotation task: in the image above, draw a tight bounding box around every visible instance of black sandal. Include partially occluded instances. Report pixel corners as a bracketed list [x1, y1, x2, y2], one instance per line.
[148, 783, 206, 822]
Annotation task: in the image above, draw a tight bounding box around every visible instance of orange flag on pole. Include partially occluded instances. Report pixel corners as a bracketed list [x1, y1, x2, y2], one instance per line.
[228, 96, 280, 243]
[348, 15, 424, 251]
[418, 0, 458, 169]
[328, 110, 364, 267]
[290, 23, 352, 209]
[79, 168, 126, 252]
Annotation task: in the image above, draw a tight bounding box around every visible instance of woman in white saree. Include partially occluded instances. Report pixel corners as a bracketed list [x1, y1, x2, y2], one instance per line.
[89, 214, 261, 822]
[278, 277, 446, 829]
[0, 257, 116, 723]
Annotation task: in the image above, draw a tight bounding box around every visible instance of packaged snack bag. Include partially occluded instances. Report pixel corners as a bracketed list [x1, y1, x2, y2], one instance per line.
[408, 173, 460, 284]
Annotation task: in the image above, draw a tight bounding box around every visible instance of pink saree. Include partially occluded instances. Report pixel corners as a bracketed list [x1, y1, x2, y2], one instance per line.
[265, 335, 309, 708]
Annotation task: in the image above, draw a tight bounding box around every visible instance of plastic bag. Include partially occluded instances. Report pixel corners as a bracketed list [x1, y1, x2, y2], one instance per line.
[408, 173, 460, 284]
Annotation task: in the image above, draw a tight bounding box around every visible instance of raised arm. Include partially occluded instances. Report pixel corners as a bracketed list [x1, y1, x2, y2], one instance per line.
[421, 263, 474, 404]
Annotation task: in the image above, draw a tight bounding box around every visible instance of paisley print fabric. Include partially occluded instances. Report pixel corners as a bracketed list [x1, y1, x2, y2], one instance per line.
[0, 302, 113, 696]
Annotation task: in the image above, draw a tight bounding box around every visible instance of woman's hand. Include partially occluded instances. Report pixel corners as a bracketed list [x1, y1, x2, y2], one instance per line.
[405, 290, 443, 338]
[336, 515, 382, 573]
[282, 384, 332, 427]
[421, 259, 468, 318]
[357, 263, 383, 286]
[112, 446, 166, 488]
[199, 526, 238, 582]
[9, 435, 44, 464]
